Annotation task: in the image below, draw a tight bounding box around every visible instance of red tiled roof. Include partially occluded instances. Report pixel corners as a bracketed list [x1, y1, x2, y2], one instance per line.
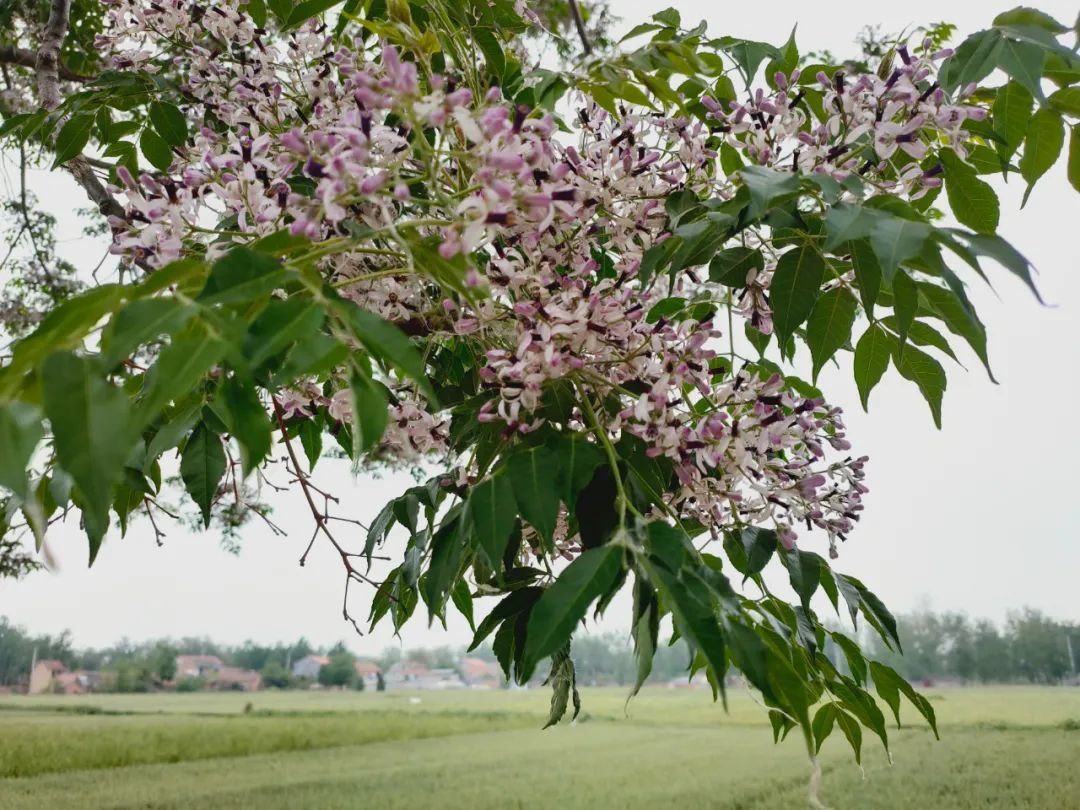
[37, 660, 67, 673]
[353, 660, 381, 676]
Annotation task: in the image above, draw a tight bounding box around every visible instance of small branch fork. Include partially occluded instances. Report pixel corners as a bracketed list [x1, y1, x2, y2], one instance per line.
[32, 0, 138, 252]
[271, 396, 395, 635]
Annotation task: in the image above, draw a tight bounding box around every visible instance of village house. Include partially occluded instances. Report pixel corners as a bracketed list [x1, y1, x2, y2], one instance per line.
[383, 661, 466, 690]
[28, 660, 101, 695]
[174, 655, 261, 691]
[459, 657, 502, 689]
[353, 659, 382, 689]
[291, 654, 330, 681]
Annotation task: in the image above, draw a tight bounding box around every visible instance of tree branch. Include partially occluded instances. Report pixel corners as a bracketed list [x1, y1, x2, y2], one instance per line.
[567, 0, 592, 56]
[0, 45, 90, 82]
[35, 0, 71, 112]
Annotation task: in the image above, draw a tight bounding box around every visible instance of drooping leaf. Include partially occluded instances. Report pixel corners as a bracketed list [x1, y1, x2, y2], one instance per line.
[894, 343, 947, 428]
[1019, 108, 1065, 202]
[348, 369, 389, 456]
[180, 421, 226, 528]
[853, 325, 894, 410]
[521, 545, 624, 681]
[806, 288, 857, 381]
[0, 403, 42, 498]
[148, 101, 188, 146]
[42, 352, 135, 560]
[219, 377, 271, 475]
[992, 81, 1034, 162]
[139, 128, 174, 172]
[469, 472, 517, 568]
[53, 114, 94, 166]
[941, 150, 1000, 234]
[506, 445, 562, 550]
[870, 215, 930, 280]
[769, 240, 825, 347]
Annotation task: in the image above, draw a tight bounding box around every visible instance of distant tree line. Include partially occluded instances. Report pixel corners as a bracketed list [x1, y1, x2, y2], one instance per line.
[862, 608, 1079, 685]
[2, 607, 1077, 693]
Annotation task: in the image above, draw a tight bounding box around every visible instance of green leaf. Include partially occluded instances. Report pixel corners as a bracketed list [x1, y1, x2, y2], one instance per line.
[298, 420, 323, 470]
[891, 270, 918, 351]
[709, 246, 764, 286]
[506, 445, 562, 550]
[556, 434, 605, 516]
[812, 703, 836, 753]
[180, 421, 225, 528]
[469, 472, 517, 568]
[993, 7, 1068, 32]
[849, 239, 881, 315]
[893, 343, 947, 427]
[102, 298, 193, 367]
[853, 325, 894, 410]
[450, 579, 475, 633]
[468, 586, 543, 651]
[941, 150, 1000, 234]
[219, 378, 271, 475]
[42, 352, 135, 559]
[244, 298, 325, 370]
[52, 114, 94, 166]
[725, 526, 778, 577]
[474, 28, 505, 81]
[769, 240, 825, 347]
[834, 707, 863, 764]
[348, 369, 388, 456]
[869, 660, 939, 738]
[880, 318, 958, 362]
[521, 545, 623, 680]
[1049, 87, 1080, 116]
[737, 166, 800, 219]
[996, 37, 1046, 101]
[0, 403, 42, 498]
[628, 574, 659, 701]
[285, 0, 346, 28]
[1019, 108, 1065, 201]
[423, 514, 467, 618]
[198, 248, 291, 307]
[1069, 124, 1080, 193]
[783, 549, 822, 610]
[939, 29, 1003, 93]
[806, 287, 857, 381]
[139, 128, 173, 172]
[148, 101, 188, 146]
[135, 331, 226, 425]
[823, 204, 879, 251]
[870, 215, 930, 279]
[955, 231, 1043, 303]
[993, 81, 1034, 162]
[917, 282, 993, 380]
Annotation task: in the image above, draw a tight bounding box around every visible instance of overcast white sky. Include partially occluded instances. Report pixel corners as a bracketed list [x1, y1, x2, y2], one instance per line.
[1, 1, 1077, 655]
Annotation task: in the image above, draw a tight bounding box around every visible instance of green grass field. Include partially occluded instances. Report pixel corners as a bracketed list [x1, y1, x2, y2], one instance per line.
[1, 686, 1078, 809]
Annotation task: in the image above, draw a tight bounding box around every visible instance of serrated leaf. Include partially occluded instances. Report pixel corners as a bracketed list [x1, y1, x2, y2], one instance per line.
[135, 331, 226, 425]
[336, 303, 436, 403]
[709, 246, 764, 286]
[102, 298, 193, 367]
[834, 707, 863, 764]
[219, 378, 271, 475]
[53, 114, 94, 166]
[1069, 124, 1080, 193]
[1019, 108, 1065, 201]
[941, 150, 1000, 234]
[870, 215, 930, 280]
[148, 101, 187, 146]
[469, 472, 517, 567]
[521, 545, 624, 680]
[917, 282, 994, 380]
[628, 574, 659, 701]
[506, 445, 562, 551]
[139, 128, 173, 171]
[0, 403, 42, 498]
[824, 204, 879, 251]
[939, 29, 1003, 93]
[42, 352, 135, 560]
[849, 239, 881, 315]
[738, 166, 800, 219]
[770, 240, 824, 347]
[348, 369, 388, 456]
[180, 421, 225, 528]
[894, 342, 947, 427]
[199, 248, 291, 307]
[996, 37, 1046, 101]
[806, 288, 857, 381]
[853, 324, 893, 410]
[993, 81, 1034, 162]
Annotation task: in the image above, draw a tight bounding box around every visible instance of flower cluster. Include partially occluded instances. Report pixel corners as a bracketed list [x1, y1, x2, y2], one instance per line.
[703, 38, 985, 198]
[86, 2, 1003, 554]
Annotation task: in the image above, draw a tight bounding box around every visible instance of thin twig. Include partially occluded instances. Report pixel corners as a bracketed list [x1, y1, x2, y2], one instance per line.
[567, 0, 592, 56]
